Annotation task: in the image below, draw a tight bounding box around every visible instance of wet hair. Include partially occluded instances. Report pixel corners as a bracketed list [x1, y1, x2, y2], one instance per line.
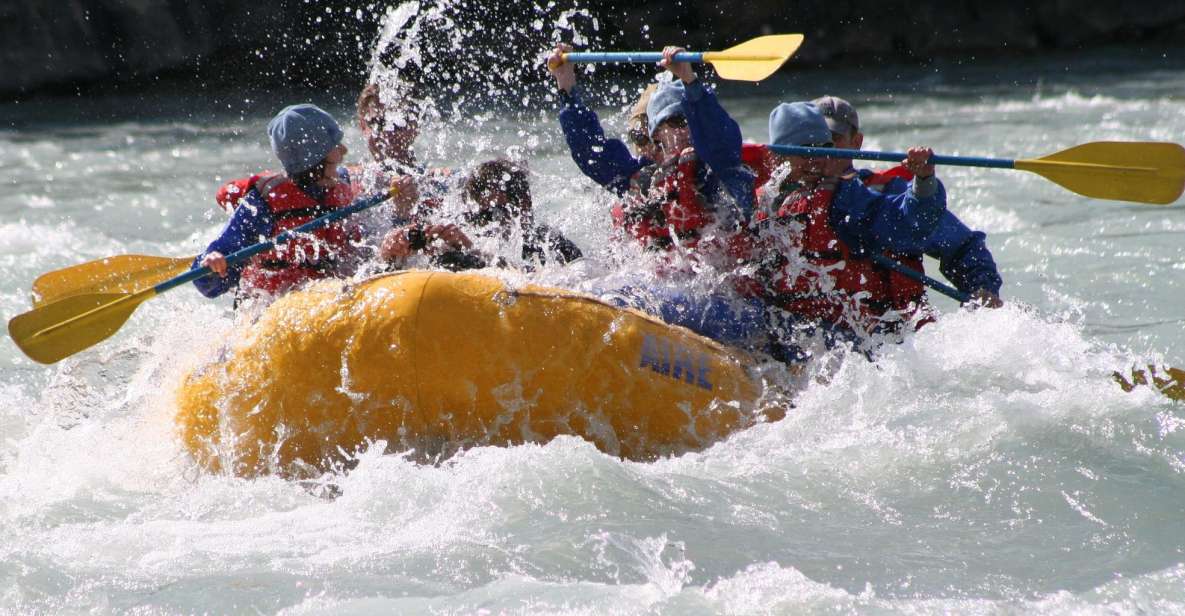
[357, 81, 421, 132]
[464, 159, 531, 215]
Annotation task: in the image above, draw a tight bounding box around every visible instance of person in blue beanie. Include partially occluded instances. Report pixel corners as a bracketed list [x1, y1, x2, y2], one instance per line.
[741, 101, 948, 362]
[545, 43, 755, 252]
[194, 104, 415, 301]
[811, 95, 1004, 308]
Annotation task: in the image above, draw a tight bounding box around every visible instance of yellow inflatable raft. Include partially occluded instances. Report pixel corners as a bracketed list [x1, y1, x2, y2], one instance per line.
[175, 271, 779, 477]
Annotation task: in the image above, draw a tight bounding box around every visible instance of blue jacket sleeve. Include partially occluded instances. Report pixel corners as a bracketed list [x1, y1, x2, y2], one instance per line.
[557, 87, 646, 196]
[192, 189, 275, 298]
[683, 80, 755, 219]
[830, 176, 947, 256]
[924, 211, 1003, 295]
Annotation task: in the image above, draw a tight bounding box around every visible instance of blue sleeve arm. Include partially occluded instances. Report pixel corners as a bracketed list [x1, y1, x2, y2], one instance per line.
[191, 190, 274, 298]
[925, 211, 1003, 295]
[557, 87, 645, 195]
[683, 80, 754, 218]
[831, 176, 947, 255]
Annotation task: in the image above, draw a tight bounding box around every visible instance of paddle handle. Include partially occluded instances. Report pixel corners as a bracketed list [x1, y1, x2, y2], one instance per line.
[869, 254, 970, 303]
[155, 191, 393, 295]
[766, 145, 1016, 170]
[564, 52, 705, 64]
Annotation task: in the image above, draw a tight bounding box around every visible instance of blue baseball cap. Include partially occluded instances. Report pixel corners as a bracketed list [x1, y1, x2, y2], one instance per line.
[768, 102, 831, 147]
[646, 81, 686, 137]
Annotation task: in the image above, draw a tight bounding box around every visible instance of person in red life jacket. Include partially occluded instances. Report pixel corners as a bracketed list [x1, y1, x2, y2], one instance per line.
[195, 104, 415, 300]
[215, 87, 423, 219]
[462, 159, 583, 269]
[812, 95, 1004, 308]
[545, 44, 755, 251]
[750, 102, 948, 361]
[545, 45, 766, 346]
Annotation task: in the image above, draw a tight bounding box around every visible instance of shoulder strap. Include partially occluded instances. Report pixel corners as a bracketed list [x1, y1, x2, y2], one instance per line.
[254, 173, 288, 199]
[253, 174, 335, 220]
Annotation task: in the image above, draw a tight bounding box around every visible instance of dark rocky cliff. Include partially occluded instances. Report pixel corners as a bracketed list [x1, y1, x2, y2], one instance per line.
[3, 0, 1182, 99]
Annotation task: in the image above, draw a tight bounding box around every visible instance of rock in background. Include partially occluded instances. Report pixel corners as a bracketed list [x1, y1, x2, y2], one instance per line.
[2, 0, 1182, 98]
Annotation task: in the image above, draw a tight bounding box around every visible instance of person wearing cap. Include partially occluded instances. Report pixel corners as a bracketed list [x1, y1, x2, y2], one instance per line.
[812, 95, 1004, 307]
[544, 44, 764, 346]
[746, 101, 948, 359]
[194, 103, 416, 300]
[545, 44, 754, 251]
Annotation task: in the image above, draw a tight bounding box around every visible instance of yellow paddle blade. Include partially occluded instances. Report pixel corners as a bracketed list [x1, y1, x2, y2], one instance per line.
[1015, 141, 1185, 205]
[701, 34, 804, 82]
[32, 254, 194, 307]
[8, 289, 156, 365]
[1113, 365, 1185, 402]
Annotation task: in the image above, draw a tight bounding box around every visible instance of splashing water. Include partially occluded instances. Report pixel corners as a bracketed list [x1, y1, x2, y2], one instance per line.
[1, 2, 1184, 611]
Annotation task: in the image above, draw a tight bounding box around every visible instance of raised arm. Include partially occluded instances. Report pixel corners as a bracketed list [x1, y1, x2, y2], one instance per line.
[660, 46, 753, 218]
[557, 89, 647, 194]
[682, 80, 754, 217]
[548, 43, 646, 195]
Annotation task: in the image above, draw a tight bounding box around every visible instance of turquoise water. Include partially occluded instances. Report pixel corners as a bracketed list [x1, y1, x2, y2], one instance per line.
[1, 46, 1184, 614]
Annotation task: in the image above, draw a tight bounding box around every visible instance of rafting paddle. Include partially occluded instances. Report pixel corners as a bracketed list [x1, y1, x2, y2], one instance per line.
[768, 141, 1185, 205]
[8, 190, 394, 365]
[31, 254, 195, 307]
[872, 254, 1185, 402]
[562, 34, 804, 82]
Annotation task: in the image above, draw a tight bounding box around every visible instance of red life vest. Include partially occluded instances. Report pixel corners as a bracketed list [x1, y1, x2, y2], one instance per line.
[762, 180, 928, 331]
[740, 143, 773, 188]
[611, 151, 714, 250]
[216, 173, 357, 296]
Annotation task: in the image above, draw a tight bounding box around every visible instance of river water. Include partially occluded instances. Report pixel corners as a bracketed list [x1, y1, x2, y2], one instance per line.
[1, 44, 1184, 614]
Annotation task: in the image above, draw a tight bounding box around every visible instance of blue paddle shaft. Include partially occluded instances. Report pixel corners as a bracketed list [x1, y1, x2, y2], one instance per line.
[767, 145, 1016, 170]
[565, 52, 705, 64]
[869, 254, 970, 303]
[156, 191, 393, 295]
